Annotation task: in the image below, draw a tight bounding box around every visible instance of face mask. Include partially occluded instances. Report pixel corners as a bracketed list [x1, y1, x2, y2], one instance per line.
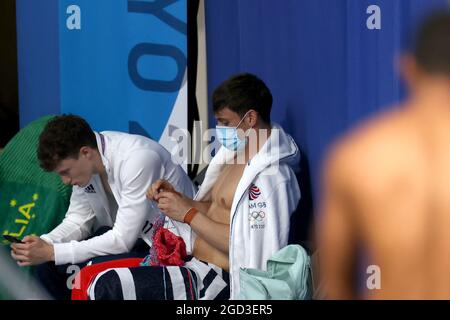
[216, 111, 251, 151]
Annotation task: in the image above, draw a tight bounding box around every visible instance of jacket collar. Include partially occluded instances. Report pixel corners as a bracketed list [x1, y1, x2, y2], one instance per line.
[94, 131, 112, 175]
[195, 123, 300, 201]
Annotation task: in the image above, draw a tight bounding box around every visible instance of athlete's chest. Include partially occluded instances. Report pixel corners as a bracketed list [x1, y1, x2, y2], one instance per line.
[211, 164, 247, 210]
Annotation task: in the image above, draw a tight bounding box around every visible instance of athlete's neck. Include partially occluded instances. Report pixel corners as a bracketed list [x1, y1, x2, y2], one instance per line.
[411, 76, 450, 112]
[92, 149, 107, 177]
[241, 124, 272, 163]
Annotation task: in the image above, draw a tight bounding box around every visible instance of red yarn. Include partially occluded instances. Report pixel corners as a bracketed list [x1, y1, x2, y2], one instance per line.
[151, 228, 187, 267]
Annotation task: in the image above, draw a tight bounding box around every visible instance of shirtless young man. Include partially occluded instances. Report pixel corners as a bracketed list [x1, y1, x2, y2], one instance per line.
[317, 13, 450, 299]
[147, 73, 301, 299]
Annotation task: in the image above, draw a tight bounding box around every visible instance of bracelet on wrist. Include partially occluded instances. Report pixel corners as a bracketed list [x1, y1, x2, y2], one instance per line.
[183, 207, 199, 225]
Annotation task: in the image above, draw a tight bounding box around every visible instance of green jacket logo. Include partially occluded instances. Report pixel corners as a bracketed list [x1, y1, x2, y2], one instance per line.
[2, 194, 39, 243]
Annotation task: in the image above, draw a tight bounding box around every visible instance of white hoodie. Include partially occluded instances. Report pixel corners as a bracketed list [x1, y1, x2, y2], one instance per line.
[174, 123, 301, 299]
[41, 131, 196, 265]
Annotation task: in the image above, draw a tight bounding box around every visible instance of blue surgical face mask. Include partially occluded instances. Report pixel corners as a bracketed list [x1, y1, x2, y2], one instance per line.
[216, 111, 251, 151]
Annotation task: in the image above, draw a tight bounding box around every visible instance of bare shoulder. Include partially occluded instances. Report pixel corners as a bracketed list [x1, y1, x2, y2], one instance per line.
[324, 106, 417, 191]
[337, 107, 412, 158]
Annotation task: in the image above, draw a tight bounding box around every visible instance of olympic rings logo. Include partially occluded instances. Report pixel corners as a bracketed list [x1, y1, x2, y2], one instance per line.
[249, 211, 266, 222]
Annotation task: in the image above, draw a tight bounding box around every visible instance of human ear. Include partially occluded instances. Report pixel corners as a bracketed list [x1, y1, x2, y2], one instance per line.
[398, 54, 422, 93]
[79, 146, 91, 159]
[247, 110, 258, 128]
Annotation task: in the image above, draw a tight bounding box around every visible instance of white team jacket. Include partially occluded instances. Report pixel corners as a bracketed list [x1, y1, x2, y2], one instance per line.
[173, 123, 301, 299]
[41, 131, 196, 265]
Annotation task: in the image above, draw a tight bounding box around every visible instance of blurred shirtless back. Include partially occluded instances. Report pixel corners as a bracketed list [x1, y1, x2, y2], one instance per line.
[365, 103, 450, 299]
[193, 163, 246, 271]
[319, 88, 450, 299]
[319, 13, 450, 299]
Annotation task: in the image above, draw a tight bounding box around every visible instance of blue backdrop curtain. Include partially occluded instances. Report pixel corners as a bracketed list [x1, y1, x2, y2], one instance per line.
[205, 0, 449, 203]
[16, 0, 189, 153]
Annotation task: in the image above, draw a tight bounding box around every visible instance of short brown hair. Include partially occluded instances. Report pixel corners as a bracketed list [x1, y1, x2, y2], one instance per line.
[37, 115, 97, 171]
[212, 73, 273, 124]
[415, 12, 450, 77]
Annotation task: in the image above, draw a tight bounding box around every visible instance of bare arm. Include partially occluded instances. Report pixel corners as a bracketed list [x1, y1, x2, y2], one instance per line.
[188, 211, 229, 254]
[183, 198, 212, 216]
[154, 191, 228, 254]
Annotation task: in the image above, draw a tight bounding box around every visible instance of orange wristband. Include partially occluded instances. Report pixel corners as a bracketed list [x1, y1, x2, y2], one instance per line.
[183, 207, 198, 225]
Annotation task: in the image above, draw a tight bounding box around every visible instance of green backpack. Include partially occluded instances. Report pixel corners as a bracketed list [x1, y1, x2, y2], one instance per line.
[239, 244, 314, 300]
[0, 116, 72, 298]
